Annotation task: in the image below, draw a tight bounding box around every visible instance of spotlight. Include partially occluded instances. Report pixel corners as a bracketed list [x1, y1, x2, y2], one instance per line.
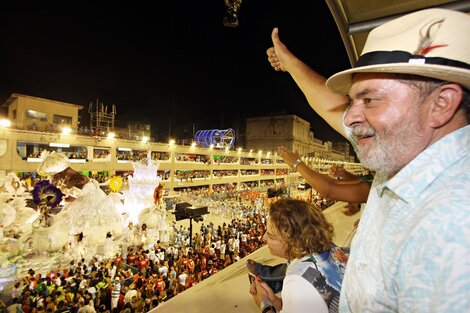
[223, 0, 242, 28]
[0, 119, 11, 127]
[61, 127, 72, 135]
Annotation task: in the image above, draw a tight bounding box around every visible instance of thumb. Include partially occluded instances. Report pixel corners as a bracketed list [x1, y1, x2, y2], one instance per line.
[271, 27, 280, 44]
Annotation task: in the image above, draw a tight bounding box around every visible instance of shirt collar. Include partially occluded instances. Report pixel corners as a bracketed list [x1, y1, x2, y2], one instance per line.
[383, 125, 470, 203]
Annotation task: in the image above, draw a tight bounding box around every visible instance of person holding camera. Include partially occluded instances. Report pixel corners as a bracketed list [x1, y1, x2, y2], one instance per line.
[249, 199, 347, 313]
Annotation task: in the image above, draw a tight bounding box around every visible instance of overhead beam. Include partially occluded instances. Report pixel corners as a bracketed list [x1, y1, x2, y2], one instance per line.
[348, 0, 470, 35]
[325, 0, 470, 66]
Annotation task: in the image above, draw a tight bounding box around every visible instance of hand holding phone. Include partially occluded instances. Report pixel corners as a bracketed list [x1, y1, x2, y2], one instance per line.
[248, 272, 256, 284]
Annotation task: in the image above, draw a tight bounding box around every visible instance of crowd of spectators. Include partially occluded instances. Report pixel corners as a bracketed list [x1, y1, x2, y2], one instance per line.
[173, 186, 210, 197]
[259, 180, 275, 188]
[212, 156, 238, 164]
[239, 158, 258, 165]
[240, 170, 258, 176]
[116, 151, 148, 162]
[150, 152, 170, 161]
[157, 171, 170, 181]
[174, 170, 210, 183]
[275, 169, 288, 176]
[260, 158, 273, 165]
[240, 181, 259, 190]
[25, 150, 87, 161]
[6, 203, 267, 313]
[210, 183, 237, 194]
[175, 154, 210, 164]
[93, 150, 110, 160]
[77, 127, 146, 142]
[260, 169, 275, 176]
[212, 170, 238, 178]
[311, 195, 337, 210]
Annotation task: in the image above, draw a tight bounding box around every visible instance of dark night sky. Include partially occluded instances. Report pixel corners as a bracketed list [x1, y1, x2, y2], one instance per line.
[0, 1, 351, 144]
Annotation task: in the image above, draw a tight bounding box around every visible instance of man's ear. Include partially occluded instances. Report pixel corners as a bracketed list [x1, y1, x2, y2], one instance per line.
[428, 83, 463, 128]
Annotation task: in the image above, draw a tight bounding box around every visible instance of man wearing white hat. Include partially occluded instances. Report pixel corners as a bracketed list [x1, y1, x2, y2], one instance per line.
[267, 8, 470, 313]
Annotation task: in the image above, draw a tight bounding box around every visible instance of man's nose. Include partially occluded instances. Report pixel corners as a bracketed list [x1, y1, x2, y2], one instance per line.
[344, 102, 365, 128]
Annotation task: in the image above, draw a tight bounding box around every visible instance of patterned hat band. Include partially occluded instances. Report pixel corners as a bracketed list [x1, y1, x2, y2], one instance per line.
[356, 50, 470, 71]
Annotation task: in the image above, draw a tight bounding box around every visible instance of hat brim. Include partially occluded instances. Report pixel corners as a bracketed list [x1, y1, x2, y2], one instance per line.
[326, 63, 470, 95]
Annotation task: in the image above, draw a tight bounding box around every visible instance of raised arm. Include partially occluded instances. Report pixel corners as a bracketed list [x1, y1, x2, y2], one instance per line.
[278, 146, 369, 203]
[329, 164, 362, 183]
[267, 28, 349, 138]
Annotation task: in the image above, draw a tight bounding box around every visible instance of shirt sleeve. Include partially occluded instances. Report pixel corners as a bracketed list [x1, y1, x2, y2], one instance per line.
[280, 274, 328, 313]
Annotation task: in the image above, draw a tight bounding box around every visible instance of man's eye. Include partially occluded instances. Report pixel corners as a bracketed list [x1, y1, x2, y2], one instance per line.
[363, 98, 372, 104]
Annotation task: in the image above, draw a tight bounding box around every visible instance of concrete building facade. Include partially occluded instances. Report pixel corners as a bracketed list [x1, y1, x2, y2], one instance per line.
[245, 114, 354, 162]
[2, 94, 83, 132]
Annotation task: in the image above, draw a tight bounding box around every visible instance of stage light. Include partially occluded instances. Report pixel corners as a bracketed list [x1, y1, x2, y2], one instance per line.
[61, 126, 72, 135]
[107, 132, 115, 139]
[0, 119, 11, 127]
[223, 0, 242, 28]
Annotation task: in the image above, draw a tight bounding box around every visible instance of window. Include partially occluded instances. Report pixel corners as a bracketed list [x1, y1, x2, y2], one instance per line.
[175, 153, 210, 163]
[213, 155, 238, 163]
[240, 157, 259, 165]
[93, 147, 111, 161]
[17, 142, 49, 159]
[16, 142, 87, 161]
[12, 109, 17, 119]
[53, 114, 72, 125]
[261, 158, 274, 164]
[25, 110, 47, 122]
[151, 151, 170, 161]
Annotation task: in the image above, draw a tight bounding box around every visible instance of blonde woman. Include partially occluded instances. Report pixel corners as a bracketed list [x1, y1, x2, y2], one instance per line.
[250, 199, 347, 313]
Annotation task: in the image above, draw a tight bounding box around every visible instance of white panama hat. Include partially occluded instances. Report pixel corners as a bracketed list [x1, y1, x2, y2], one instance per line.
[326, 8, 470, 94]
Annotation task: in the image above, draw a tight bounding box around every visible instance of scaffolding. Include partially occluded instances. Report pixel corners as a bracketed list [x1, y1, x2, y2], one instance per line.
[88, 99, 116, 134]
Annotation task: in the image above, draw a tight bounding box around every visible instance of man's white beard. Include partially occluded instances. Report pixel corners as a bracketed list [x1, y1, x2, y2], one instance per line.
[350, 116, 425, 178]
